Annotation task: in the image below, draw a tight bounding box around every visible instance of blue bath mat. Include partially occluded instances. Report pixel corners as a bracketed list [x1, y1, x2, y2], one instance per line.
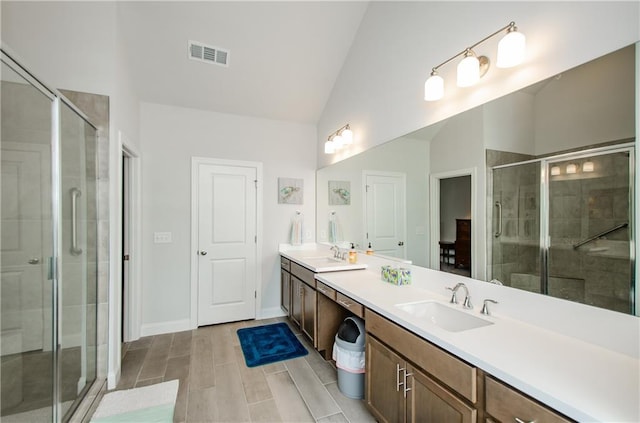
[237, 322, 308, 367]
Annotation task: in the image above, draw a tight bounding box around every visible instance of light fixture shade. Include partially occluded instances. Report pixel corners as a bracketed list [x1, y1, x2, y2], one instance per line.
[582, 161, 594, 172]
[550, 166, 561, 176]
[333, 134, 344, 149]
[457, 54, 480, 87]
[497, 29, 526, 68]
[566, 163, 577, 174]
[424, 74, 444, 101]
[341, 127, 353, 145]
[324, 140, 335, 154]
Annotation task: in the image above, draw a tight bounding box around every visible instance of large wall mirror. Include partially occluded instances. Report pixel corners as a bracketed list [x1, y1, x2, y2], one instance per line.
[317, 43, 636, 315]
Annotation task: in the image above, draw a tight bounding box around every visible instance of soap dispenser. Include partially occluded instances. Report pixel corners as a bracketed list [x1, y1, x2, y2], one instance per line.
[348, 243, 357, 264]
[366, 242, 374, 255]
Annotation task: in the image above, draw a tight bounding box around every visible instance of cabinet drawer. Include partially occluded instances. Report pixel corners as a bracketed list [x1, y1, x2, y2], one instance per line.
[280, 256, 291, 271]
[336, 292, 363, 317]
[365, 308, 477, 403]
[485, 376, 572, 423]
[316, 281, 336, 300]
[291, 262, 315, 287]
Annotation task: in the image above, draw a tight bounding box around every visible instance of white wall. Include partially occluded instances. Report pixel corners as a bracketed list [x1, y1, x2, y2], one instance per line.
[318, 1, 640, 168]
[139, 102, 316, 333]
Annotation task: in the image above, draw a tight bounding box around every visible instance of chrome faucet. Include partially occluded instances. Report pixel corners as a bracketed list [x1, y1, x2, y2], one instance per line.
[446, 283, 473, 309]
[330, 245, 340, 259]
[481, 299, 498, 315]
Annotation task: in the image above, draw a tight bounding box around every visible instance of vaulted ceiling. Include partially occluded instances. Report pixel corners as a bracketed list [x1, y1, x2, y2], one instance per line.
[118, 2, 369, 124]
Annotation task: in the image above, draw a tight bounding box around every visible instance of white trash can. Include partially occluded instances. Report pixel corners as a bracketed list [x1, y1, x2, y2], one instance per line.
[332, 316, 366, 399]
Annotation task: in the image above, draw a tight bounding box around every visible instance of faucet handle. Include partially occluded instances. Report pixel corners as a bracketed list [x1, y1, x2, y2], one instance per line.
[481, 299, 498, 315]
[445, 286, 458, 304]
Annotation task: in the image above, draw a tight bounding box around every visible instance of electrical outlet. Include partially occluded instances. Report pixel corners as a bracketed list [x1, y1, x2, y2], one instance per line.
[154, 232, 172, 243]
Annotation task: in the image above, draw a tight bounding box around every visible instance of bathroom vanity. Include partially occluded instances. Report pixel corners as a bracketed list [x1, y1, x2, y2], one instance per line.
[280, 246, 639, 423]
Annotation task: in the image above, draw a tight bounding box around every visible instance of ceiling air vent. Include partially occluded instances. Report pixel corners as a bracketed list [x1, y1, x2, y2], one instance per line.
[188, 40, 229, 67]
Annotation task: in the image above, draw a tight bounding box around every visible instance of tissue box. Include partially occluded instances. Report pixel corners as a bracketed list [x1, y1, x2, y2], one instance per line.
[381, 266, 411, 285]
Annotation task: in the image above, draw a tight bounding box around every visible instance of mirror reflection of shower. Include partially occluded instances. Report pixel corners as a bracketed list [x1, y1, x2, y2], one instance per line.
[490, 143, 635, 315]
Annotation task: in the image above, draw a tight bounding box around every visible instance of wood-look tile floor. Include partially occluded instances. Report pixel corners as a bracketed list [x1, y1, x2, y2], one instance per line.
[113, 317, 376, 423]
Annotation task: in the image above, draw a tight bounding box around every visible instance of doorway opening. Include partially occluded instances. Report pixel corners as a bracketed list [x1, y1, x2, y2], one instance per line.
[439, 176, 472, 277]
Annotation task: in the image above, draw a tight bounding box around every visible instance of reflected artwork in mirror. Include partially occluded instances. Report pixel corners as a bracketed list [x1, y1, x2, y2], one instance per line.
[316, 43, 637, 315]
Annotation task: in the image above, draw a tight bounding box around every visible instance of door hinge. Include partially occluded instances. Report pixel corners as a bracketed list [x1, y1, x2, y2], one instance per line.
[366, 232, 369, 239]
[365, 185, 370, 192]
[254, 235, 257, 243]
[255, 290, 257, 299]
[254, 179, 258, 188]
[123, 254, 130, 261]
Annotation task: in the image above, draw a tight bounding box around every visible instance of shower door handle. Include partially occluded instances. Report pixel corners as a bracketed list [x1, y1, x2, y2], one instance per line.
[70, 188, 83, 256]
[494, 201, 502, 238]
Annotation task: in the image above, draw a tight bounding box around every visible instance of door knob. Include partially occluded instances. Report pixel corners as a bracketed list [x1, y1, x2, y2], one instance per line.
[28, 258, 40, 264]
[398, 241, 404, 246]
[199, 251, 208, 256]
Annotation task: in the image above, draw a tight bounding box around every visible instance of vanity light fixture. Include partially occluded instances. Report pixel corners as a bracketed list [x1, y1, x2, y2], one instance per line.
[566, 163, 578, 174]
[582, 161, 594, 172]
[324, 124, 353, 154]
[550, 166, 561, 176]
[424, 21, 525, 101]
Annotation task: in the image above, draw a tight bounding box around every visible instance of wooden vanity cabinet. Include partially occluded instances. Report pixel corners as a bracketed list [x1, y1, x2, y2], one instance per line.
[290, 262, 317, 347]
[280, 257, 291, 315]
[365, 308, 477, 423]
[484, 376, 573, 423]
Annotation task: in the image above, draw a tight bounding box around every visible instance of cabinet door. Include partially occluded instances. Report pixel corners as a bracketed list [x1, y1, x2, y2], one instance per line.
[406, 364, 477, 423]
[291, 277, 302, 327]
[366, 336, 404, 423]
[281, 270, 291, 315]
[301, 282, 317, 347]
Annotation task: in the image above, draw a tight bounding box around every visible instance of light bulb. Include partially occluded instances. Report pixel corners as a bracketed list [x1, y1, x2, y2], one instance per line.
[550, 166, 561, 176]
[333, 134, 344, 149]
[497, 28, 526, 68]
[341, 127, 353, 145]
[324, 140, 335, 154]
[424, 73, 444, 101]
[566, 164, 577, 174]
[582, 161, 594, 172]
[457, 52, 480, 87]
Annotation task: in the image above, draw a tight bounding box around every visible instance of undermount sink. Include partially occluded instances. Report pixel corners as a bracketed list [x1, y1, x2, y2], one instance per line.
[301, 255, 343, 262]
[395, 301, 493, 332]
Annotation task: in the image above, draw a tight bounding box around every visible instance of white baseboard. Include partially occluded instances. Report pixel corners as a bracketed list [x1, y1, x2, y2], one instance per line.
[107, 369, 119, 390]
[140, 319, 192, 337]
[259, 307, 287, 320]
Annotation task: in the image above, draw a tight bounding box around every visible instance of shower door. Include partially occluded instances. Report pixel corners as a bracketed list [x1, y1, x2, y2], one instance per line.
[490, 161, 542, 291]
[58, 101, 98, 420]
[1, 55, 55, 421]
[2, 50, 98, 422]
[546, 150, 633, 313]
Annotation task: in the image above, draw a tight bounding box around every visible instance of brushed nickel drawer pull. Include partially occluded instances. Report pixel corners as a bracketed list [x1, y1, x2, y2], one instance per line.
[403, 371, 413, 398]
[514, 418, 534, 423]
[337, 299, 352, 307]
[396, 363, 404, 391]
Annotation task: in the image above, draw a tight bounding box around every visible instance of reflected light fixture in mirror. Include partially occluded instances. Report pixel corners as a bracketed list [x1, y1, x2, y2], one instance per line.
[566, 163, 578, 174]
[424, 21, 525, 101]
[551, 165, 561, 176]
[324, 124, 353, 154]
[582, 161, 594, 172]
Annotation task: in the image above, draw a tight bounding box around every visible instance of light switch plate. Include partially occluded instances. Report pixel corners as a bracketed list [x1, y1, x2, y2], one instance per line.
[154, 232, 172, 243]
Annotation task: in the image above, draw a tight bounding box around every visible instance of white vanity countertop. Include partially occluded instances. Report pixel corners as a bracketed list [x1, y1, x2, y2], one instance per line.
[280, 251, 640, 422]
[281, 249, 367, 272]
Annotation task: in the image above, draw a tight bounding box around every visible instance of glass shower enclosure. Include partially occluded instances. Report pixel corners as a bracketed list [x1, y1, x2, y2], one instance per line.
[1, 50, 98, 421]
[490, 144, 635, 314]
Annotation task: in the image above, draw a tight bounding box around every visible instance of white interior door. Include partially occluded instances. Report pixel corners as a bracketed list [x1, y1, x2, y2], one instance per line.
[364, 172, 406, 258]
[1, 143, 50, 354]
[197, 162, 257, 326]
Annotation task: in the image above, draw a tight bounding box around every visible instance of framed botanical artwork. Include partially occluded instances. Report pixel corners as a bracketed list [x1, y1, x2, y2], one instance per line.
[328, 180, 350, 205]
[278, 177, 303, 204]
